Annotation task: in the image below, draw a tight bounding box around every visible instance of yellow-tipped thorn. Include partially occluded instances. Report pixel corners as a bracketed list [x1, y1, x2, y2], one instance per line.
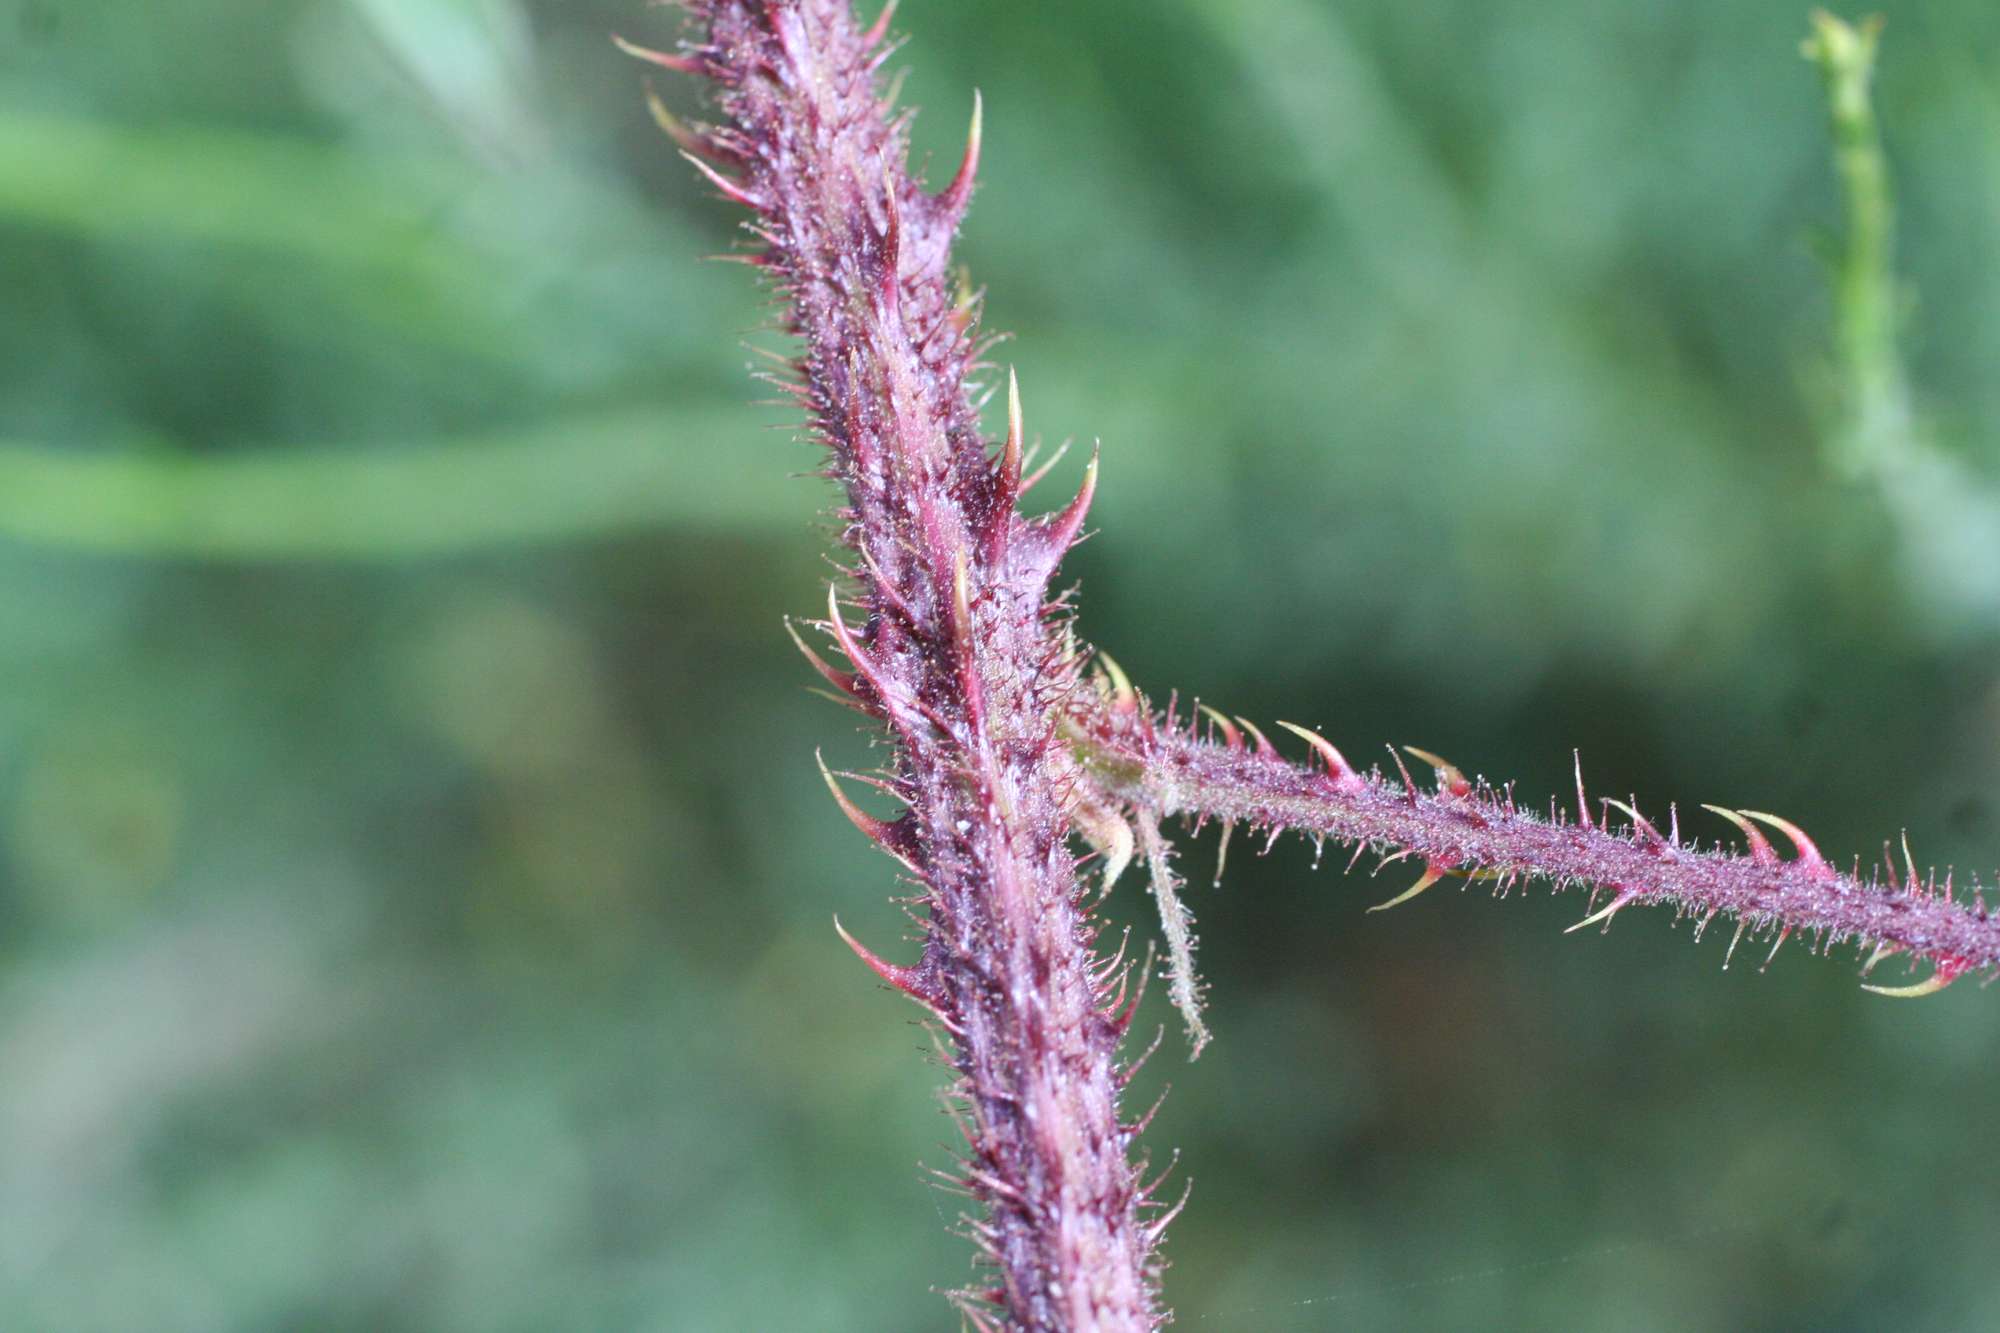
[1274, 721, 1363, 791]
[1402, 745, 1470, 797]
[1740, 809, 1832, 877]
[1602, 798, 1665, 845]
[643, 84, 706, 157]
[1700, 803, 1754, 836]
[1100, 823, 1134, 894]
[816, 749, 885, 836]
[610, 32, 704, 75]
[1044, 444, 1099, 554]
[1700, 804, 1777, 866]
[816, 749, 919, 873]
[1565, 892, 1634, 934]
[1093, 649, 1135, 708]
[1861, 969, 1959, 999]
[833, 913, 940, 1009]
[950, 262, 978, 317]
[940, 88, 982, 212]
[1368, 863, 1446, 913]
[1073, 798, 1135, 896]
[784, 617, 859, 698]
[1000, 366, 1023, 489]
[679, 150, 763, 210]
[1196, 704, 1242, 750]
[822, 583, 883, 694]
[1234, 716, 1274, 757]
[861, 0, 900, 47]
[1860, 939, 1901, 977]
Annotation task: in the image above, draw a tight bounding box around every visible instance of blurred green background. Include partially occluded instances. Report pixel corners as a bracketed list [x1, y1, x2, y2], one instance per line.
[4, 0, 2000, 1328]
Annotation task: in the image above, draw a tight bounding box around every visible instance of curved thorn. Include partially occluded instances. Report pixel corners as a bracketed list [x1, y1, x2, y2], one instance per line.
[1701, 805, 1776, 866]
[1901, 832, 1922, 896]
[817, 749, 905, 852]
[1274, 722, 1365, 793]
[861, 0, 900, 47]
[1196, 704, 1241, 751]
[1862, 964, 1962, 998]
[1093, 650, 1136, 710]
[1860, 939, 1901, 976]
[1234, 716, 1276, 758]
[784, 616, 859, 699]
[1740, 810, 1832, 878]
[610, 32, 704, 75]
[939, 89, 982, 215]
[1073, 800, 1135, 895]
[824, 583, 888, 695]
[1100, 820, 1135, 894]
[1368, 862, 1447, 913]
[643, 84, 711, 158]
[1574, 751, 1593, 830]
[855, 544, 918, 625]
[833, 914, 941, 1009]
[1403, 745, 1470, 798]
[680, 149, 764, 210]
[1565, 890, 1635, 934]
[1042, 442, 1099, 555]
[1602, 798, 1666, 848]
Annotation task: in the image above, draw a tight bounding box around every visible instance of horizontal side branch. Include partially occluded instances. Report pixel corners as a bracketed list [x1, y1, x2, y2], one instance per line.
[1073, 699, 2000, 994]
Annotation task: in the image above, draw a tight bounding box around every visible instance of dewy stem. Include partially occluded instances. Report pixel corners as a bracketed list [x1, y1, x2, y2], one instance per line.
[641, 3, 1167, 1327]
[1071, 696, 2000, 995]
[642, 3, 2000, 1325]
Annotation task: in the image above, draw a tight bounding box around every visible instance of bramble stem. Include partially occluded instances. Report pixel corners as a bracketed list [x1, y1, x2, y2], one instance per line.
[1074, 698, 2000, 995]
[656, 3, 1164, 1326]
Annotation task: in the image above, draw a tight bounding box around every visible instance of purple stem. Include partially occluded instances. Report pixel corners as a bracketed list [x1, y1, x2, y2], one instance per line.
[1076, 696, 2000, 994]
[643, 3, 1167, 1326]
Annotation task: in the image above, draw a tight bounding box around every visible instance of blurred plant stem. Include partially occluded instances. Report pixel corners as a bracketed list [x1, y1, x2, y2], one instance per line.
[0, 409, 802, 560]
[1803, 11, 1912, 478]
[0, 112, 479, 280]
[1804, 11, 2000, 625]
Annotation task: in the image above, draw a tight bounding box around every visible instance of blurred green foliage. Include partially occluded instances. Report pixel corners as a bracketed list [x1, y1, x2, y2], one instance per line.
[3, 0, 2000, 1328]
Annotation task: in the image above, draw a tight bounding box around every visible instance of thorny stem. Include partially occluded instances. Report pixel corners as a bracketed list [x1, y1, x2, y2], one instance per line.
[1072, 686, 2000, 997]
[636, 3, 2000, 1326]
[635, 3, 1164, 1327]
